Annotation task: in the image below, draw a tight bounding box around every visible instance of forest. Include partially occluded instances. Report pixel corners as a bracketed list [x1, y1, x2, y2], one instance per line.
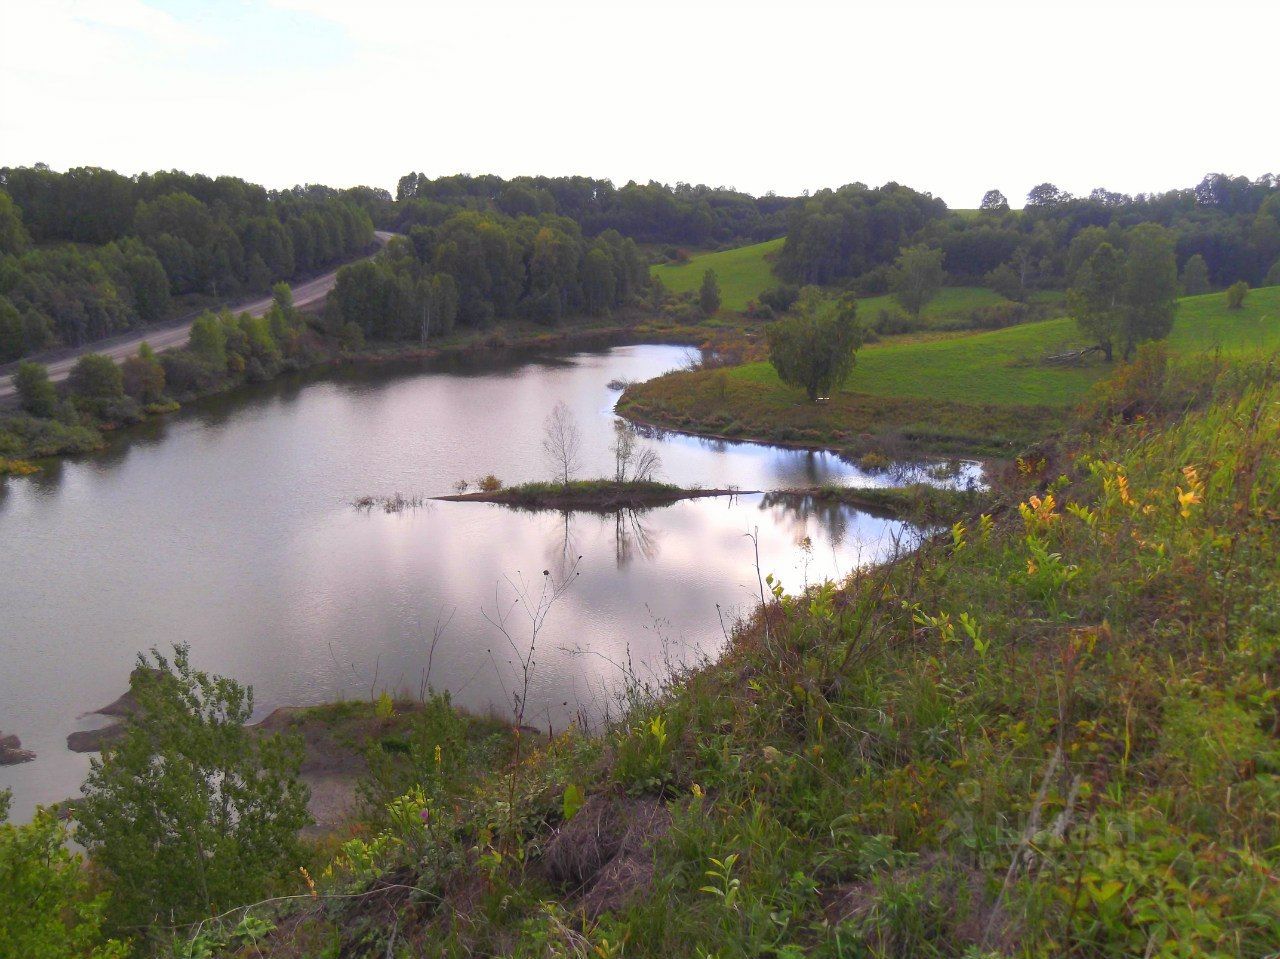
[777, 174, 1280, 295]
[0, 166, 377, 362]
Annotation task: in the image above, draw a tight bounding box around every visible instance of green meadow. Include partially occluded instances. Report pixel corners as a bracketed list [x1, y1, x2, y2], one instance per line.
[650, 237, 784, 311]
[740, 284, 1280, 408]
[620, 285, 1280, 453]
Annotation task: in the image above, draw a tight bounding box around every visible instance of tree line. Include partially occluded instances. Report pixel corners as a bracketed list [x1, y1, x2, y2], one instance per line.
[328, 211, 650, 338]
[0, 165, 379, 362]
[776, 173, 1280, 299]
[394, 173, 796, 246]
[3, 284, 327, 468]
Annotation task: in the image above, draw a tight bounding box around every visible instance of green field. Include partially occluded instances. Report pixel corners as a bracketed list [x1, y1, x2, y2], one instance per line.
[857, 285, 1014, 324]
[620, 285, 1280, 454]
[738, 284, 1280, 408]
[650, 237, 784, 311]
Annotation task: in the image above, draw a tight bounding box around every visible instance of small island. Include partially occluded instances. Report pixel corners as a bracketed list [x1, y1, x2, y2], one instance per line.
[434, 479, 755, 512]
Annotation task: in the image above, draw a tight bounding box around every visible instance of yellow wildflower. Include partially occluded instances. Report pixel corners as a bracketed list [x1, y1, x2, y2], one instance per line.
[1176, 486, 1202, 518]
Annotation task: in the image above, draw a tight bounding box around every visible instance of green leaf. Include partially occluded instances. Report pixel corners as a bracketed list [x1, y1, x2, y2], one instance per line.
[562, 783, 585, 821]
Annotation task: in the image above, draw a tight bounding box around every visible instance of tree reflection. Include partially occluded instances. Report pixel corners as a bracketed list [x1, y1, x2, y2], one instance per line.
[542, 506, 662, 571]
[758, 491, 879, 549]
[613, 508, 659, 567]
[545, 509, 582, 580]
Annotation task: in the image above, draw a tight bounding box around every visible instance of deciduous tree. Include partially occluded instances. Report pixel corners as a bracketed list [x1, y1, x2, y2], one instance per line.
[1180, 254, 1211, 295]
[699, 269, 721, 317]
[14, 360, 57, 417]
[1120, 224, 1178, 359]
[68, 353, 124, 400]
[767, 289, 861, 401]
[979, 189, 1009, 212]
[890, 245, 945, 318]
[1068, 242, 1124, 361]
[76, 646, 310, 933]
[542, 400, 582, 486]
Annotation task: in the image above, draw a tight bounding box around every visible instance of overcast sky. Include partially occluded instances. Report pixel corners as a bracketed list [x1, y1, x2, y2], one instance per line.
[2, 0, 1275, 208]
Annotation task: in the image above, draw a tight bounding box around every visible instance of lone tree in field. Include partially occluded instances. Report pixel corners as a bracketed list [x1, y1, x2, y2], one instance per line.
[1226, 280, 1249, 309]
[980, 189, 1009, 212]
[1068, 227, 1179, 361]
[542, 400, 582, 486]
[75, 645, 310, 933]
[1068, 242, 1125, 361]
[1181, 254, 1211, 296]
[1120, 223, 1178, 359]
[889, 245, 945, 319]
[699, 269, 721, 317]
[766, 289, 861, 401]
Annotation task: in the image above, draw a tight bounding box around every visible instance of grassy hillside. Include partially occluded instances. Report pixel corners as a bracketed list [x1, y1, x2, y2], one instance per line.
[857, 286, 1014, 325]
[651, 238, 785, 311]
[223, 355, 1280, 957]
[620, 286, 1280, 453]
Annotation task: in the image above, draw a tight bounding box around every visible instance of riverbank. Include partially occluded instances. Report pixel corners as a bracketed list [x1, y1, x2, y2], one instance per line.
[0, 310, 730, 468]
[764, 482, 983, 523]
[617, 365, 1059, 458]
[227, 351, 1280, 956]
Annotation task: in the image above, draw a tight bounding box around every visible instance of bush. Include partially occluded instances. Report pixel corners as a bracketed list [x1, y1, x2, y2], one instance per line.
[870, 307, 925, 336]
[477, 474, 503, 492]
[160, 349, 223, 396]
[983, 262, 1023, 301]
[0, 413, 101, 458]
[14, 360, 56, 417]
[0, 793, 127, 959]
[758, 285, 800, 314]
[120, 345, 165, 403]
[67, 354, 124, 401]
[76, 646, 310, 933]
[969, 301, 1030, 329]
[851, 264, 892, 296]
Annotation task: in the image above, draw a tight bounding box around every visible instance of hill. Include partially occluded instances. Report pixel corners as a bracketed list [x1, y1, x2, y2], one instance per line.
[651, 238, 784, 311]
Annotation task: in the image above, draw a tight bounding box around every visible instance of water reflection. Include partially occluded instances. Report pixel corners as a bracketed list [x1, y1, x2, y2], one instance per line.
[0, 344, 964, 817]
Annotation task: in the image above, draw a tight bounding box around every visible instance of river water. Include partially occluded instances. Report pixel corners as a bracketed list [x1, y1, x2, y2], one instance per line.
[0, 343, 979, 817]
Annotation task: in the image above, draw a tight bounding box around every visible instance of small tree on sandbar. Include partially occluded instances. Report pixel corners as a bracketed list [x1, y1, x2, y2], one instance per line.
[542, 400, 582, 487]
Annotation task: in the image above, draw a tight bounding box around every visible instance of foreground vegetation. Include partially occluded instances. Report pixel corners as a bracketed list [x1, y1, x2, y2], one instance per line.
[8, 345, 1277, 956]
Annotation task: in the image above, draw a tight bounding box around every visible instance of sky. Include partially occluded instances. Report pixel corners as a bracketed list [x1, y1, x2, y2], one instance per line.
[1, 0, 1276, 208]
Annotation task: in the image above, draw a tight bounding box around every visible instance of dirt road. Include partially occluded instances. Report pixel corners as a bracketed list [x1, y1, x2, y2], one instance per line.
[0, 231, 394, 403]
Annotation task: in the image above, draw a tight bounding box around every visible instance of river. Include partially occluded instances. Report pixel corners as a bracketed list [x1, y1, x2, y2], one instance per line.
[0, 343, 980, 817]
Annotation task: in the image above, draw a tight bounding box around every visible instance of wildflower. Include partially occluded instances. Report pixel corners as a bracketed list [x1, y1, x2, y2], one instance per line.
[1116, 474, 1135, 507]
[1176, 486, 1202, 518]
[1019, 493, 1059, 530]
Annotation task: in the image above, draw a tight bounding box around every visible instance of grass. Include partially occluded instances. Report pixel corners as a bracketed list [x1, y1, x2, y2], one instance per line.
[651, 238, 785, 312]
[229, 354, 1280, 957]
[620, 286, 1280, 454]
[856, 285, 1014, 324]
[438, 478, 741, 512]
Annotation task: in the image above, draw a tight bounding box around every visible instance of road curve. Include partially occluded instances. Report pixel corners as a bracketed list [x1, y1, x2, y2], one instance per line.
[0, 231, 395, 403]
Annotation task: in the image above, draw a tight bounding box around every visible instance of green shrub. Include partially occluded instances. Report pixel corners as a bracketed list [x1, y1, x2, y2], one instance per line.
[0, 791, 128, 958]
